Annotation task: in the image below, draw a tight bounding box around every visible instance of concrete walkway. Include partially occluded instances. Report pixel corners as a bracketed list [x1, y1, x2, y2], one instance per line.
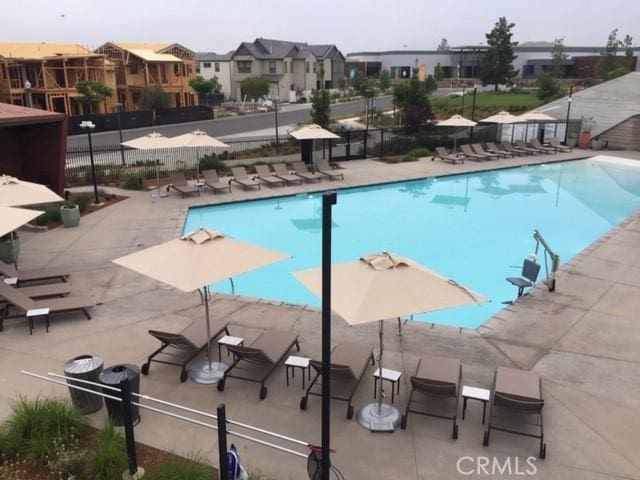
[1, 150, 639, 479]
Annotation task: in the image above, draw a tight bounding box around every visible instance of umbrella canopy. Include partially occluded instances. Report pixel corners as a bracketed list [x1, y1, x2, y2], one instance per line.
[113, 228, 289, 293]
[0, 175, 64, 207]
[0, 206, 41, 238]
[479, 111, 521, 124]
[517, 110, 557, 122]
[294, 252, 485, 325]
[289, 124, 341, 140]
[437, 115, 478, 128]
[121, 132, 181, 150]
[172, 130, 230, 149]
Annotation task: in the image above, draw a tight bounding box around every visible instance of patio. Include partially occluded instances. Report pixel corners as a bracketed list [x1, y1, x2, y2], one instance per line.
[1, 150, 639, 479]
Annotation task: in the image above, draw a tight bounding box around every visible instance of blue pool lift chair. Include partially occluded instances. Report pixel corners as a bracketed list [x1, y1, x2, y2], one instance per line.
[506, 259, 541, 297]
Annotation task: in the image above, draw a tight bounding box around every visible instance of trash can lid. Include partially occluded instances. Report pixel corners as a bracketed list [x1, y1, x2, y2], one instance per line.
[64, 355, 104, 374]
[99, 363, 141, 385]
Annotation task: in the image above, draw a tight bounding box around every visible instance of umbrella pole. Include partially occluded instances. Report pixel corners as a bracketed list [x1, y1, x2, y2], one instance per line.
[10, 231, 18, 269]
[188, 285, 225, 384]
[377, 319, 384, 415]
[204, 285, 212, 368]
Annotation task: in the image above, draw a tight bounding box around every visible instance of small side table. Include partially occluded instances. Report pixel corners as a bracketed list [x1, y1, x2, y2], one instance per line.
[217, 335, 244, 360]
[195, 179, 205, 195]
[285, 355, 310, 388]
[462, 385, 491, 424]
[373, 368, 402, 403]
[26, 307, 50, 335]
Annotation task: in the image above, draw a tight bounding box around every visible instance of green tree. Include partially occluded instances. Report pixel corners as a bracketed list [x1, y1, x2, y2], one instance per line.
[424, 74, 437, 95]
[392, 76, 432, 131]
[138, 84, 170, 124]
[597, 28, 620, 79]
[536, 72, 561, 101]
[437, 38, 450, 51]
[550, 37, 567, 78]
[623, 34, 633, 57]
[239, 75, 270, 101]
[379, 70, 392, 92]
[479, 17, 519, 91]
[310, 89, 331, 127]
[338, 77, 348, 97]
[434, 63, 445, 82]
[189, 75, 221, 104]
[75, 80, 113, 114]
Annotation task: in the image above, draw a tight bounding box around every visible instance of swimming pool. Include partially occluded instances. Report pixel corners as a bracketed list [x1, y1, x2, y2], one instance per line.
[184, 155, 640, 329]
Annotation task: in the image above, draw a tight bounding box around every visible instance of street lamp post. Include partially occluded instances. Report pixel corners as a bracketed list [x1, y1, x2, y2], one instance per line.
[471, 84, 478, 121]
[460, 85, 466, 115]
[80, 121, 100, 204]
[564, 86, 573, 145]
[113, 102, 126, 166]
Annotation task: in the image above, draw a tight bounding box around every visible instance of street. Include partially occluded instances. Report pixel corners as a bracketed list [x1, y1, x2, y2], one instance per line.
[67, 96, 395, 147]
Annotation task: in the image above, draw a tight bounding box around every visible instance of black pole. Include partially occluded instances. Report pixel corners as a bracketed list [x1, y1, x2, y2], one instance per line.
[274, 99, 279, 152]
[321, 191, 337, 480]
[217, 403, 229, 480]
[460, 85, 466, 115]
[119, 377, 138, 477]
[471, 86, 478, 121]
[86, 128, 99, 204]
[116, 105, 126, 166]
[564, 85, 573, 144]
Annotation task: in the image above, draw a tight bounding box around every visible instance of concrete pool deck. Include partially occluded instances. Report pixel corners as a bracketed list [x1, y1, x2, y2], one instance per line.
[1, 149, 639, 479]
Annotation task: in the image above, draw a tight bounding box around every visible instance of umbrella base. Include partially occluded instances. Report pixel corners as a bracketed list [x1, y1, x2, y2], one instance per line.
[151, 190, 168, 198]
[188, 361, 227, 384]
[356, 402, 402, 433]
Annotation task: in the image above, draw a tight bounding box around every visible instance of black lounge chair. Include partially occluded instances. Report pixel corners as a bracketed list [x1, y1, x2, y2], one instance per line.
[471, 144, 500, 159]
[433, 147, 465, 164]
[141, 320, 230, 382]
[515, 140, 543, 155]
[461, 144, 490, 161]
[230, 167, 262, 190]
[483, 367, 546, 458]
[292, 162, 323, 183]
[506, 259, 540, 298]
[485, 142, 513, 158]
[217, 330, 299, 399]
[272, 163, 303, 185]
[0, 260, 69, 284]
[500, 143, 529, 157]
[201, 169, 232, 194]
[255, 165, 285, 187]
[400, 354, 462, 438]
[167, 172, 198, 198]
[316, 160, 344, 180]
[300, 343, 374, 419]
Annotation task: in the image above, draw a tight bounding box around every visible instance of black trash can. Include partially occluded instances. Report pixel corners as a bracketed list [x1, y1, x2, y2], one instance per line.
[63, 355, 104, 414]
[99, 363, 141, 426]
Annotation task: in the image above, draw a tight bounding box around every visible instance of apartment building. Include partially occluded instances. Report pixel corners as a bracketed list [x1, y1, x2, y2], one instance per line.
[195, 52, 233, 99]
[94, 42, 197, 110]
[0, 42, 116, 115]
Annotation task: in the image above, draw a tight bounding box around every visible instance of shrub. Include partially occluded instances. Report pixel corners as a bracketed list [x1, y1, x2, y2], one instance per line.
[87, 423, 127, 480]
[405, 147, 431, 159]
[121, 175, 144, 190]
[70, 193, 94, 212]
[151, 454, 216, 480]
[3, 397, 85, 464]
[199, 154, 229, 174]
[47, 436, 85, 479]
[35, 206, 62, 226]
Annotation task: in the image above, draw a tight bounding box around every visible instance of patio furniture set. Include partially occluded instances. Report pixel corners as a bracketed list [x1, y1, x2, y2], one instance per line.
[433, 137, 572, 164]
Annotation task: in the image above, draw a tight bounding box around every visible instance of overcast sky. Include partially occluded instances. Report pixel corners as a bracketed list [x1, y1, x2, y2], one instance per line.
[3, 0, 638, 54]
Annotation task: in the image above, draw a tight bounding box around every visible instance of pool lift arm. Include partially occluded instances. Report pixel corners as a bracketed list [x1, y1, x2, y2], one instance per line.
[533, 229, 560, 292]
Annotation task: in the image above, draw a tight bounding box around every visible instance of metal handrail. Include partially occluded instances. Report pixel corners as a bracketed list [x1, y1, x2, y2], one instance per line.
[533, 229, 560, 291]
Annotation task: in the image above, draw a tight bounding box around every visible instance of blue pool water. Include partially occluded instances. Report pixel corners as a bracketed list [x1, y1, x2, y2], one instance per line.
[184, 156, 640, 329]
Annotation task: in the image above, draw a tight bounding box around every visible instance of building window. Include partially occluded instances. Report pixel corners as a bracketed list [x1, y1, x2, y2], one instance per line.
[203, 62, 211, 69]
[306, 62, 310, 73]
[214, 62, 220, 72]
[196, 65, 200, 74]
[313, 62, 317, 73]
[284, 62, 288, 74]
[269, 61, 276, 74]
[129, 63, 138, 74]
[237, 61, 252, 74]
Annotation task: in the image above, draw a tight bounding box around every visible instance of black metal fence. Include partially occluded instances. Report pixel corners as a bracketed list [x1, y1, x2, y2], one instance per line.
[67, 105, 215, 136]
[65, 121, 582, 187]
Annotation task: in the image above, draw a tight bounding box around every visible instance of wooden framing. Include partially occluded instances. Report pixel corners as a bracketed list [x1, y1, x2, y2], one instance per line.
[0, 43, 116, 115]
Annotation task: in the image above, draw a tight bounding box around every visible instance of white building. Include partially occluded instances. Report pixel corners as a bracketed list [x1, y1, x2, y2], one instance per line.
[195, 51, 233, 99]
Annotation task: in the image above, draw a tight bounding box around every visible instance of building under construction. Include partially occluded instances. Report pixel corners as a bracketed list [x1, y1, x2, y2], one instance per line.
[94, 42, 197, 110]
[0, 42, 116, 115]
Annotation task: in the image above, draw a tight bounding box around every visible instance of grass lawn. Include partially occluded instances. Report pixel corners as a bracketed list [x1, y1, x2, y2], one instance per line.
[432, 92, 544, 120]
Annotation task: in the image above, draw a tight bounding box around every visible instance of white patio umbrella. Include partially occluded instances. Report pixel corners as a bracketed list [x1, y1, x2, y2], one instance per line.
[517, 110, 557, 122]
[171, 130, 230, 175]
[0, 175, 63, 207]
[478, 111, 521, 124]
[121, 133, 181, 198]
[113, 228, 289, 383]
[437, 115, 478, 153]
[289, 124, 340, 168]
[294, 252, 486, 432]
[0, 206, 41, 238]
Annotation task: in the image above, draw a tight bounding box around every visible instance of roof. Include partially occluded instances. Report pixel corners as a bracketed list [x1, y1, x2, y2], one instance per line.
[0, 42, 93, 60]
[536, 72, 640, 137]
[128, 49, 181, 63]
[196, 51, 233, 62]
[0, 103, 65, 126]
[348, 45, 640, 57]
[113, 42, 171, 51]
[232, 38, 340, 60]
